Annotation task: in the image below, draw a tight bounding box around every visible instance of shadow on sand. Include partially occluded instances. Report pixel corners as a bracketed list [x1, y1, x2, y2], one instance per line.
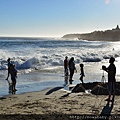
[45, 87, 63, 95]
[100, 99, 114, 120]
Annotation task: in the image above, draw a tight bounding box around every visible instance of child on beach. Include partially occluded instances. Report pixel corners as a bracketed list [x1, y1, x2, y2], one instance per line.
[79, 63, 85, 84]
[102, 57, 116, 101]
[10, 64, 17, 92]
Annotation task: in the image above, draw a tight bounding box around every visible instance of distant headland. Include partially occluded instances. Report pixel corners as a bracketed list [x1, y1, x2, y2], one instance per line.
[62, 25, 120, 41]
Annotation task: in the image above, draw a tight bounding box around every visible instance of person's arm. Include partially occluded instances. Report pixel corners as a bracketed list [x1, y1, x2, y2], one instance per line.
[6, 67, 10, 80]
[102, 65, 108, 72]
[15, 69, 17, 78]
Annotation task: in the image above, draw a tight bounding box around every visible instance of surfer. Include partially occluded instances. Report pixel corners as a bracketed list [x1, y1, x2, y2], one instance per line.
[102, 57, 116, 101]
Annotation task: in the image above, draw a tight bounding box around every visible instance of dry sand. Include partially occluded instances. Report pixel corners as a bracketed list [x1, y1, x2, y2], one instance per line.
[0, 87, 120, 120]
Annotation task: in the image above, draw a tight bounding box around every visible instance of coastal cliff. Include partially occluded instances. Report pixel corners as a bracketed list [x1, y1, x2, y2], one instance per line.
[62, 25, 120, 41]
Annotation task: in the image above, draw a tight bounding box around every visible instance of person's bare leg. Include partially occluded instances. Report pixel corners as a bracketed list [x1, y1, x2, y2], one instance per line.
[105, 92, 111, 101]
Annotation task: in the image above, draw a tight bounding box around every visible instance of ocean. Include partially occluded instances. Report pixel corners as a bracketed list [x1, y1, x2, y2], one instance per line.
[0, 37, 120, 96]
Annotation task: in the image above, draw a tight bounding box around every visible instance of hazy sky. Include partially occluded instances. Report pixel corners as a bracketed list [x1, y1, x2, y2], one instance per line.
[0, 0, 120, 37]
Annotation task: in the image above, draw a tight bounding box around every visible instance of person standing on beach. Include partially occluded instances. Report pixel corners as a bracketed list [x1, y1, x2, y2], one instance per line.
[6, 58, 11, 80]
[10, 64, 17, 92]
[69, 57, 77, 84]
[64, 56, 68, 76]
[102, 57, 116, 101]
[79, 63, 85, 84]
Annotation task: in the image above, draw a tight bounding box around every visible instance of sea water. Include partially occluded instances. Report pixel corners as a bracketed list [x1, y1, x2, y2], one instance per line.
[0, 37, 120, 96]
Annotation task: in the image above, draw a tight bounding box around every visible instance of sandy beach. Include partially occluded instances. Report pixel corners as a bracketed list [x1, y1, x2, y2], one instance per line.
[0, 61, 120, 120]
[0, 86, 120, 120]
[0, 59, 120, 120]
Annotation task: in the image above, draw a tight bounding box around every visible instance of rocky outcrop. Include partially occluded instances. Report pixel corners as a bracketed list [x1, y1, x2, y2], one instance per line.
[62, 25, 120, 41]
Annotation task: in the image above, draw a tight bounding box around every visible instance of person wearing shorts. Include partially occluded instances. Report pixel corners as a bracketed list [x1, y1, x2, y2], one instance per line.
[102, 57, 116, 101]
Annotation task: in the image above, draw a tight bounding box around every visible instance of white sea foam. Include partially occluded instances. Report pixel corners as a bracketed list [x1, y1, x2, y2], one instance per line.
[1, 38, 120, 96]
[0, 38, 120, 74]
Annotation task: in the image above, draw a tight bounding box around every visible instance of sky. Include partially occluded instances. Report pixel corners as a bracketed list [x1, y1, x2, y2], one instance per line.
[0, 0, 120, 37]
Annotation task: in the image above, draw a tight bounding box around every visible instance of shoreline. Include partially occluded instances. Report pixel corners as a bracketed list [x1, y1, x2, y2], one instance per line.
[0, 71, 65, 97]
[1, 60, 120, 97]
